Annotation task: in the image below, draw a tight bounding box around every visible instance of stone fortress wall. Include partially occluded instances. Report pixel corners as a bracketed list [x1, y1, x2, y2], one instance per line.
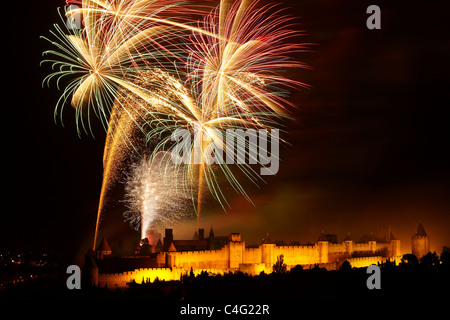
[93, 230, 402, 289]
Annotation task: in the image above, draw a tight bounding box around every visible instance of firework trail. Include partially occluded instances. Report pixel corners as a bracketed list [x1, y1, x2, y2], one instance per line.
[42, 0, 310, 247]
[42, 0, 212, 247]
[123, 152, 193, 237]
[42, 0, 201, 135]
[102, 67, 201, 239]
[144, 0, 310, 220]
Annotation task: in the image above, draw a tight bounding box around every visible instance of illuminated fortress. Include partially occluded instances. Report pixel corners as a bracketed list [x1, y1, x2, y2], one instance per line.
[85, 227, 402, 288]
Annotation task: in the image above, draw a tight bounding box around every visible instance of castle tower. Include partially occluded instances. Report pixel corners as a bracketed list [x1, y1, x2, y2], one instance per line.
[83, 248, 98, 287]
[316, 231, 329, 264]
[260, 233, 275, 268]
[209, 226, 215, 250]
[163, 229, 173, 251]
[198, 228, 205, 240]
[343, 233, 353, 255]
[388, 230, 401, 259]
[95, 237, 112, 260]
[412, 223, 430, 259]
[367, 232, 377, 253]
[165, 242, 177, 267]
[228, 233, 245, 269]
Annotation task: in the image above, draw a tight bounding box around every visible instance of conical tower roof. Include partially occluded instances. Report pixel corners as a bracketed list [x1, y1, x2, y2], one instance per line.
[416, 223, 427, 236]
[97, 237, 111, 252]
[389, 230, 397, 241]
[168, 242, 177, 252]
[261, 232, 273, 244]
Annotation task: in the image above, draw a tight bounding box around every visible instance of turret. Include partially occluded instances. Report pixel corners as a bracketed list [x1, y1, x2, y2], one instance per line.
[155, 239, 163, 253]
[412, 223, 430, 259]
[228, 233, 244, 269]
[343, 233, 353, 255]
[163, 229, 174, 251]
[388, 230, 401, 259]
[367, 232, 376, 253]
[229, 233, 241, 242]
[316, 231, 329, 264]
[209, 226, 215, 250]
[83, 248, 98, 287]
[198, 228, 205, 240]
[95, 237, 112, 260]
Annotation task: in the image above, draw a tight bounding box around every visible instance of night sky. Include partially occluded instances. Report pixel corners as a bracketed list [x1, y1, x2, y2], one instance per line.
[3, 0, 450, 261]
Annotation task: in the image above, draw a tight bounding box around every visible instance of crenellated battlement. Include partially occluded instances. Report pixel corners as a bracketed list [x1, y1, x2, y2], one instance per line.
[347, 256, 384, 268]
[90, 229, 402, 289]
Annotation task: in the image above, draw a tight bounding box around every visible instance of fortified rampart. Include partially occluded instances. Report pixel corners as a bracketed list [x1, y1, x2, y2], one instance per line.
[98, 267, 230, 289]
[88, 229, 402, 288]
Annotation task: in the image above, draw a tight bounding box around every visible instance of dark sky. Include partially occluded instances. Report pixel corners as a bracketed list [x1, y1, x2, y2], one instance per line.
[3, 0, 450, 261]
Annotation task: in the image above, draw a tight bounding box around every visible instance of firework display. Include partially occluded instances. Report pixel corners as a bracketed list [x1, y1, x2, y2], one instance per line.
[42, 0, 308, 246]
[123, 152, 193, 238]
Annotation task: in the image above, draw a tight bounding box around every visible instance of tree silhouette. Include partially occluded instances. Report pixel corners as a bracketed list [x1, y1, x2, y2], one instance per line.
[380, 259, 395, 270]
[401, 253, 419, 266]
[440, 251, 450, 266]
[289, 264, 303, 275]
[135, 238, 152, 256]
[420, 251, 439, 267]
[340, 260, 352, 271]
[273, 255, 287, 274]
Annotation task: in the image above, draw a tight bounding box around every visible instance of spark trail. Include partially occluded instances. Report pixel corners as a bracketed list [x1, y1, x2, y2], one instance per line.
[42, 0, 310, 248]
